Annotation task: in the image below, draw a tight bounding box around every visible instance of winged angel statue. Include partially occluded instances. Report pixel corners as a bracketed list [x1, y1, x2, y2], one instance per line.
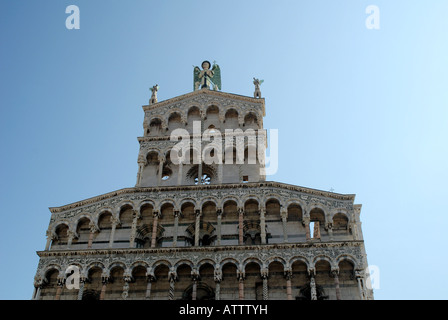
[194, 60, 221, 91]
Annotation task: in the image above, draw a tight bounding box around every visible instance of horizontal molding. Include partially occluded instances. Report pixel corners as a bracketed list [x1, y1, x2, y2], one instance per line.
[49, 181, 356, 213]
[37, 240, 364, 258]
[142, 89, 265, 112]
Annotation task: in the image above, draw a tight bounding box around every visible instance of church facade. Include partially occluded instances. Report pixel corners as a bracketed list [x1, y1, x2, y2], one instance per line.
[33, 62, 373, 300]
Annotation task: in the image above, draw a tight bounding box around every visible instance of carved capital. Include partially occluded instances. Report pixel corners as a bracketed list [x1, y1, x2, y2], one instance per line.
[191, 269, 200, 282]
[168, 268, 178, 282]
[147, 274, 156, 282]
[46, 229, 57, 241]
[101, 270, 110, 284]
[110, 216, 120, 226]
[146, 268, 156, 282]
[331, 268, 340, 277]
[67, 230, 76, 239]
[214, 268, 222, 283]
[132, 210, 140, 220]
[354, 269, 365, 279]
[79, 274, 88, 284]
[89, 223, 99, 234]
[137, 154, 147, 166]
[260, 268, 269, 280]
[280, 209, 288, 220]
[34, 275, 45, 288]
[284, 268, 293, 280]
[57, 275, 65, 287]
[302, 216, 310, 226]
[307, 268, 316, 277]
[123, 274, 133, 283]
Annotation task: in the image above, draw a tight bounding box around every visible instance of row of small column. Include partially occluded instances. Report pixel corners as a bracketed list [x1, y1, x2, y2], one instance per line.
[136, 155, 226, 186]
[45, 207, 341, 251]
[143, 113, 263, 138]
[32, 267, 369, 300]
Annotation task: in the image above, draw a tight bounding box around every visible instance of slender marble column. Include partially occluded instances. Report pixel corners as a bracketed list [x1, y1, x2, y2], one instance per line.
[151, 212, 160, 248]
[197, 163, 203, 185]
[238, 271, 245, 300]
[332, 269, 341, 300]
[327, 222, 334, 241]
[216, 209, 222, 245]
[168, 274, 176, 300]
[310, 274, 317, 300]
[109, 217, 118, 248]
[145, 278, 153, 300]
[77, 278, 85, 300]
[54, 278, 64, 300]
[214, 268, 222, 300]
[136, 156, 146, 186]
[191, 274, 199, 300]
[261, 269, 269, 300]
[100, 276, 108, 300]
[145, 269, 155, 300]
[31, 286, 37, 300]
[177, 163, 183, 185]
[281, 209, 288, 242]
[87, 224, 98, 249]
[355, 270, 366, 300]
[285, 269, 293, 300]
[129, 211, 139, 248]
[33, 282, 42, 300]
[218, 163, 223, 183]
[194, 210, 201, 246]
[36, 286, 42, 300]
[173, 211, 180, 247]
[67, 230, 75, 249]
[303, 217, 311, 241]
[215, 281, 221, 300]
[45, 231, 54, 251]
[157, 158, 164, 185]
[260, 208, 267, 244]
[313, 221, 321, 239]
[238, 208, 244, 245]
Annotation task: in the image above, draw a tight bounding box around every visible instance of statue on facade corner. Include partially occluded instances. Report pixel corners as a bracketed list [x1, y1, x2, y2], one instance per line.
[253, 78, 263, 98]
[149, 84, 159, 104]
[194, 61, 221, 91]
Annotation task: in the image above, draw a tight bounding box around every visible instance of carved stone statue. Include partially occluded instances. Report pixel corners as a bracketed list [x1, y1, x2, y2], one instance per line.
[194, 61, 221, 91]
[149, 84, 159, 104]
[253, 78, 264, 98]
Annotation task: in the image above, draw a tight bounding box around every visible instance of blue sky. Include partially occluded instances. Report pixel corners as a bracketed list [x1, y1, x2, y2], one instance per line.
[1, 0, 447, 300]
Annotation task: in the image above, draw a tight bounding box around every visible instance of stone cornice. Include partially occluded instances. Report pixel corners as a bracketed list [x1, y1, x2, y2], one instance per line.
[137, 128, 268, 143]
[142, 89, 265, 114]
[48, 181, 356, 213]
[36, 240, 364, 258]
